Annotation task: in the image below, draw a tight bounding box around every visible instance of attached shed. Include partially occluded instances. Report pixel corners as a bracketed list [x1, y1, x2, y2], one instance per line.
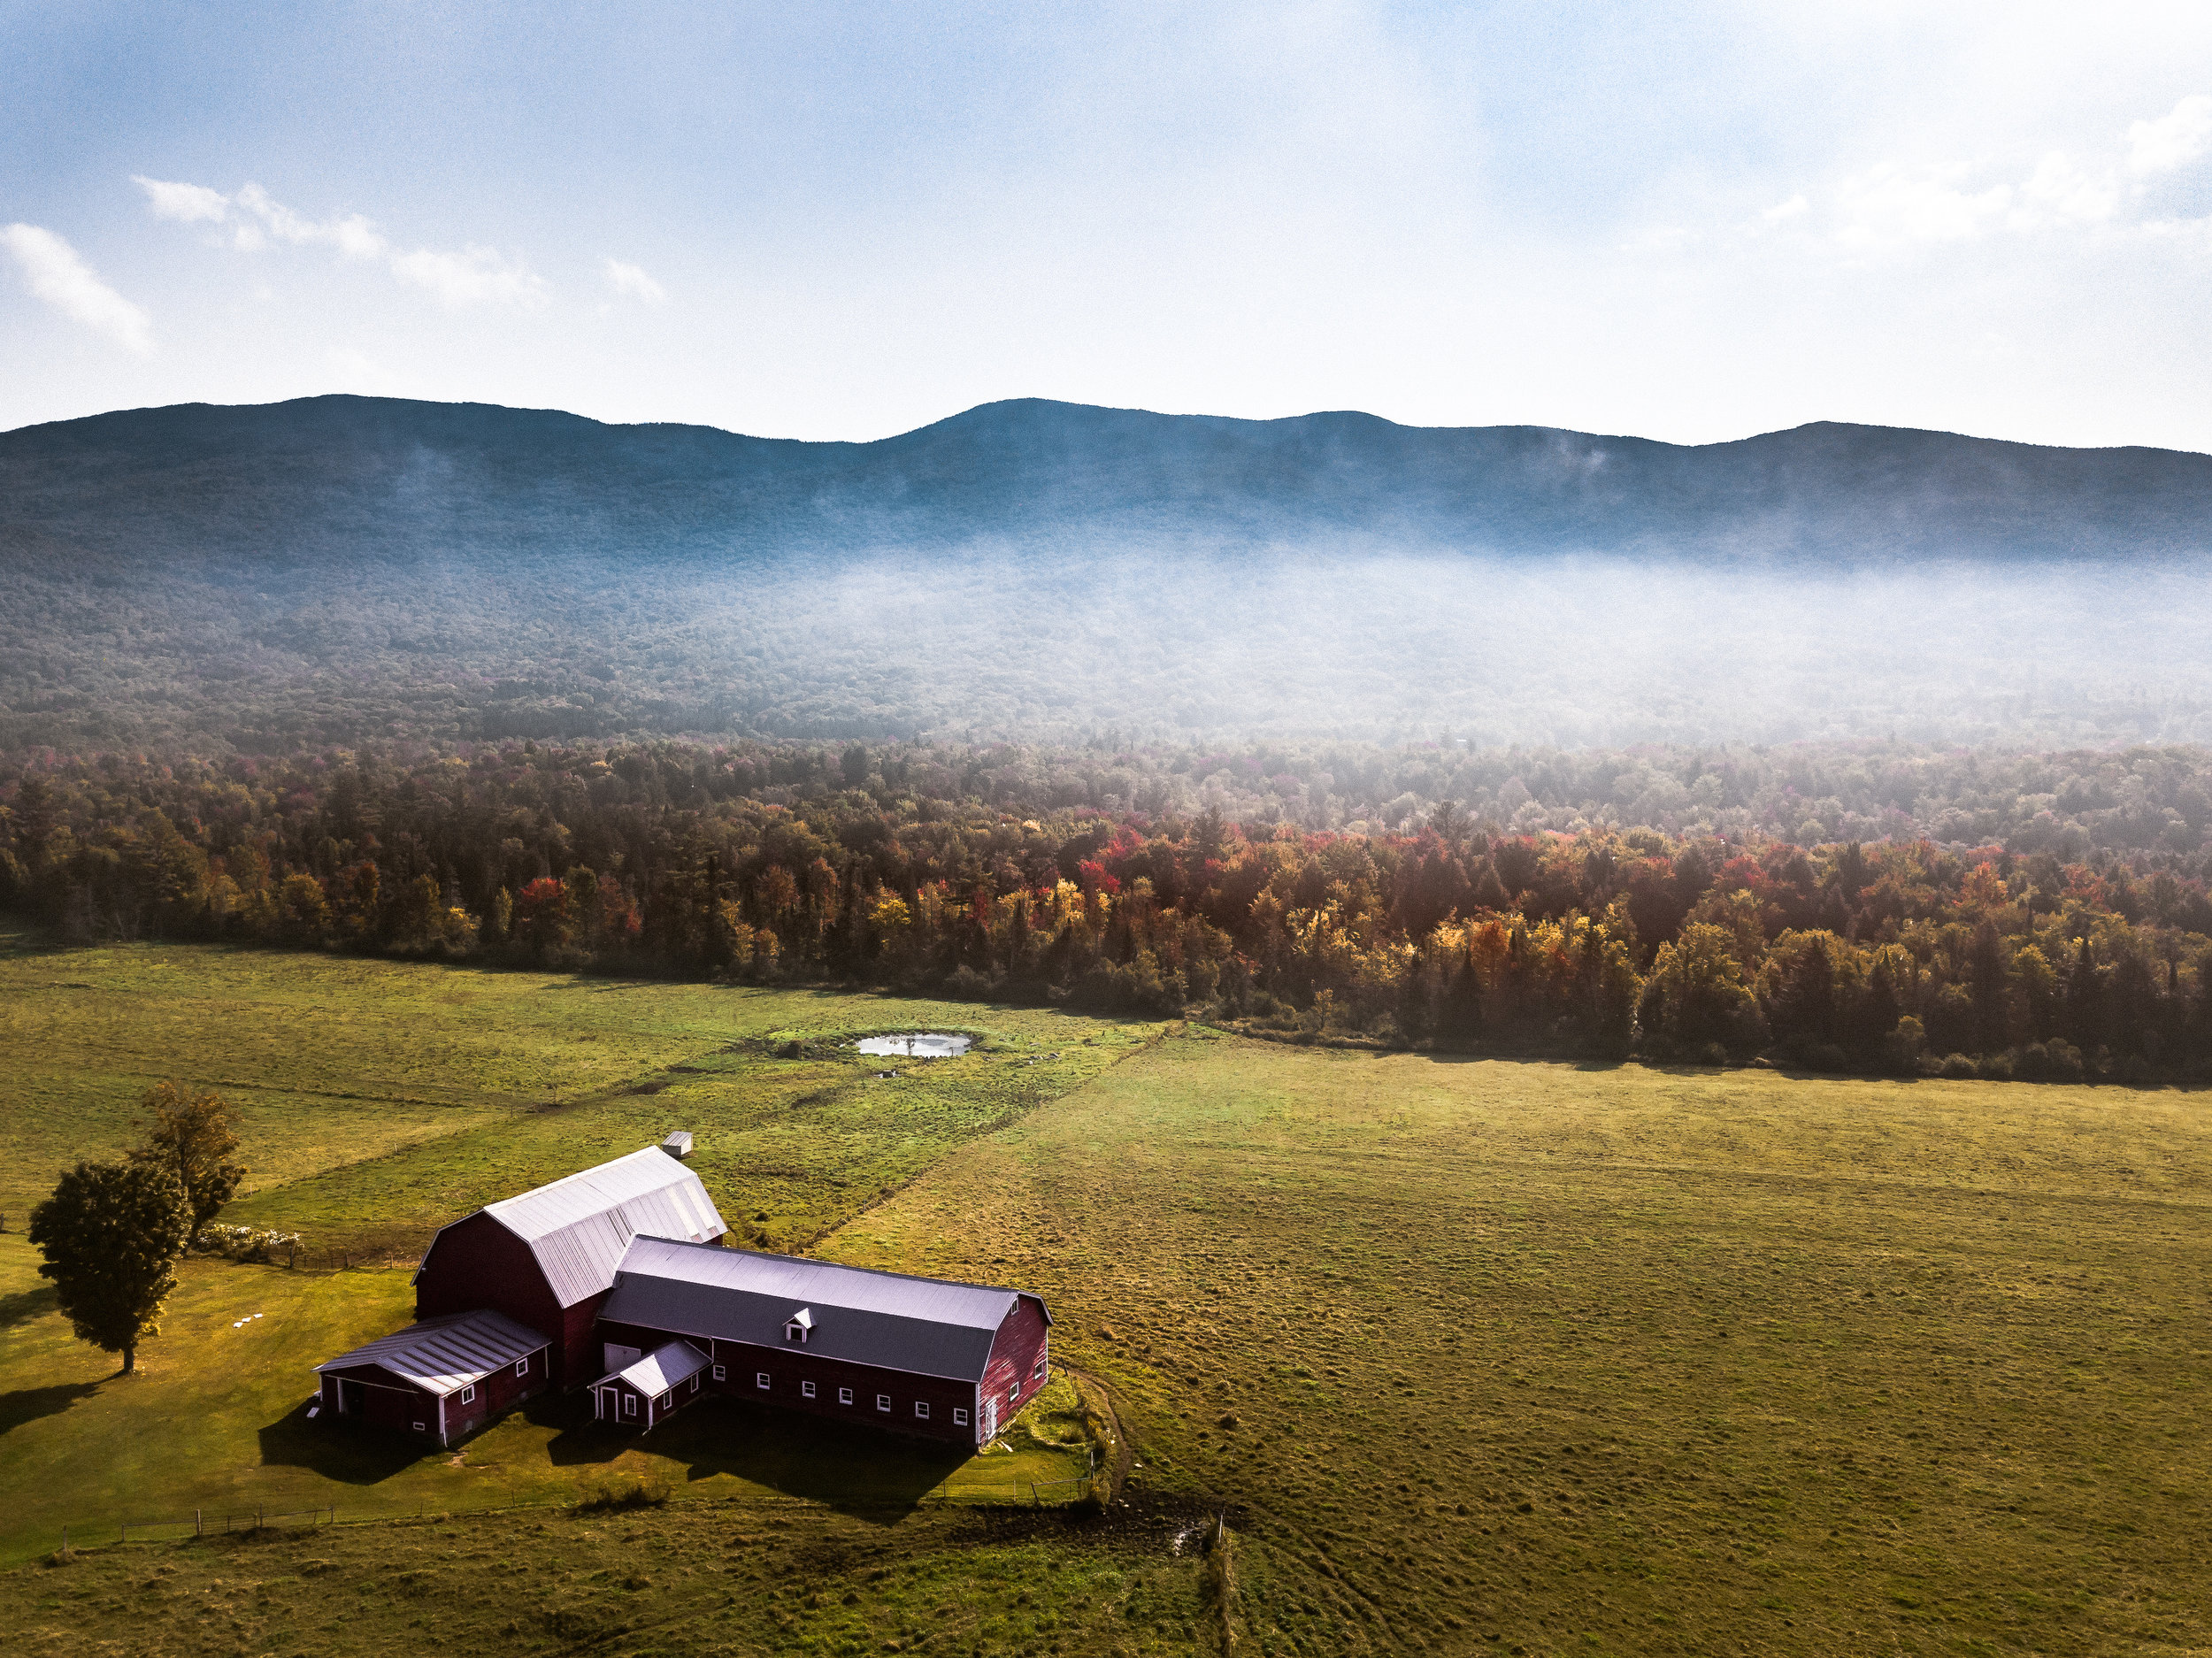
[413, 1145, 728, 1386]
[595, 1237, 1053, 1447]
[591, 1338, 711, 1431]
[313, 1309, 549, 1448]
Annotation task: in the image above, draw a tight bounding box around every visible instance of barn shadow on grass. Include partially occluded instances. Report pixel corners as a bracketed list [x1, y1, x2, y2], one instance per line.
[0, 1379, 101, 1436]
[541, 1396, 964, 1520]
[257, 1396, 427, 1484]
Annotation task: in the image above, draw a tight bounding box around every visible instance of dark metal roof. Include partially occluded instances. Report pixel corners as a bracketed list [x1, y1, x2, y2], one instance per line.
[601, 1237, 1046, 1384]
[314, 1309, 548, 1396]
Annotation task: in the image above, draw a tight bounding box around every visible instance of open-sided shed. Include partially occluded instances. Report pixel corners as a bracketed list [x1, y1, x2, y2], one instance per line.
[313, 1309, 550, 1447]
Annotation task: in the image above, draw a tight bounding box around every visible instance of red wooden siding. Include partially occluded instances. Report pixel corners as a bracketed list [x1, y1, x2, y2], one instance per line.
[318, 1344, 549, 1447]
[592, 1365, 709, 1432]
[595, 1316, 983, 1446]
[415, 1212, 605, 1386]
[977, 1293, 1052, 1438]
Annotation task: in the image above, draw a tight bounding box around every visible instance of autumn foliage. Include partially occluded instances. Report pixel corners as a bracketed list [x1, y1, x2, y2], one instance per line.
[8, 741, 2212, 1081]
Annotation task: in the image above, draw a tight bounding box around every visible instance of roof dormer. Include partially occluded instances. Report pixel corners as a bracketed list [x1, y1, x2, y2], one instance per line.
[785, 1308, 814, 1344]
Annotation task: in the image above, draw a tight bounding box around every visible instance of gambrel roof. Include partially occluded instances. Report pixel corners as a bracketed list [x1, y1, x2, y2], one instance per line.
[314, 1309, 547, 1397]
[464, 1146, 728, 1307]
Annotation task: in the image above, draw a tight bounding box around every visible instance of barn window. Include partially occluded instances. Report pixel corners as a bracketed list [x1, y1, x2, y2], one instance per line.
[757, 1371, 771, 1390]
[658, 1392, 672, 1409]
[623, 1393, 637, 1418]
[514, 1357, 529, 1377]
[459, 1385, 476, 1405]
[801, 1380, 817, 1400]
[689, 1374, 701, 1393]
[712, 1364, 726, 1382]
[954, 1408, 970, 1426]
[411, 1421, 426, 1432]
[876, 1393, 891, 1413]
[785, 1308, 814, 1344]
[915, 1401, 931, 1420]
[1032, 1359, 1047, 1380]
[838, 1387, 854, 1405]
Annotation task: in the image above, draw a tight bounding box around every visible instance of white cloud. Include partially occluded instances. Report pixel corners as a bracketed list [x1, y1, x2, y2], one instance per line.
[1768, 95, 2210, 256]
[233, 182, 390, 259]
[393, 245, 549, 310]
[2127, 94, 2212, 175]
[604, 257, 667, 303]
[132, 175, 230, 224]
[134, 175, 548, 310]
[1, 223, 152, 352]
[1832, 165, 2013, 249]
[2017, 152, 2119, 226]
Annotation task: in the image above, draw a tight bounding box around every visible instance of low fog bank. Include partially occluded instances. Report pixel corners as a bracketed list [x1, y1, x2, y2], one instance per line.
[2, 546, 2207, 753]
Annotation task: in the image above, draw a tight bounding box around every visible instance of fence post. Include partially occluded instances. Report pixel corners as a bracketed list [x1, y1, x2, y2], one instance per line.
[196, 1508, 202, 1536]
[60, 1524, 66, 1554]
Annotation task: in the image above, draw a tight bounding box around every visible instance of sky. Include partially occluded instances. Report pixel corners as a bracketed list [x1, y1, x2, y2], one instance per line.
[4, 1, 2212, 449]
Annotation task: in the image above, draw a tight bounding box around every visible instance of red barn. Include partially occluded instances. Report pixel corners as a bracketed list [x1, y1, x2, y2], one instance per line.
[591, 1236, 1053, 1447]
[313, 1310, 550, 1447]
[412, 1146, 727, 1387]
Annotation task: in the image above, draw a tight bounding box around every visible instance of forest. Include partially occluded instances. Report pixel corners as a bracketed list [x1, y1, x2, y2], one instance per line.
[9, 735, 2212, 1082]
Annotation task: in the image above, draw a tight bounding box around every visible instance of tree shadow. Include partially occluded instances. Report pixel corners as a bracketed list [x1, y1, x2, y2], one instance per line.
[0, 1284, 58, 1328]
[0, 1379, 102, 1435]
[257, 1395, 429, 1485]
[539, 1394, 966, 1521]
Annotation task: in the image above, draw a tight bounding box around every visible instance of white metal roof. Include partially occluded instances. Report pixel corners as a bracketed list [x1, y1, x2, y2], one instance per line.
[616, 1235, 1018, 1329]
[314, 1309, 548, 1396]
[608, 1338, 710, 1396]
[484, 1146, 728, 1308]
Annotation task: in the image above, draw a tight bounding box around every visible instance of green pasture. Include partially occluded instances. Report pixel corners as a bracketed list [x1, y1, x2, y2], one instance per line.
[830, 1034, 2212, 1656]
[4, 939, 2210, 1654]
[5, 1499, 1209, 1658]
[0, 937, 1135, 1568]
[0, 1232, 1091, 1566]
[0, 928, 1153, 1248]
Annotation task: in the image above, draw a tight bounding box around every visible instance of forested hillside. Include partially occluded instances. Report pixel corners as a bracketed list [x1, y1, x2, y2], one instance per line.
[9, 395, 2212, 565]
[8, 397, 2212, 752]
[10, 737, 2212, 1082]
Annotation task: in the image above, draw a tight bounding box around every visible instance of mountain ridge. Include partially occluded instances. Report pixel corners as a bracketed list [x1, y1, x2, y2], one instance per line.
[5, 393, 2212, 565]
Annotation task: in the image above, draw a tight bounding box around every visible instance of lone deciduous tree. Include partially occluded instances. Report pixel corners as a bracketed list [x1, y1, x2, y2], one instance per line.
[27, 1161, 190, 1373]
[131, 1080, 246, 1246]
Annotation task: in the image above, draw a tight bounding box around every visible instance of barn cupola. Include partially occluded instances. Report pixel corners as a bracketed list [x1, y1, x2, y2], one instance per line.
[784, 1308, 814, 1344]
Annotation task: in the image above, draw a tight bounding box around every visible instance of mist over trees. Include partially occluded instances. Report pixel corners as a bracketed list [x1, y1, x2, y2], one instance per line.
[7, 396, 2212, 754]
[9, 394, 2212, 1081]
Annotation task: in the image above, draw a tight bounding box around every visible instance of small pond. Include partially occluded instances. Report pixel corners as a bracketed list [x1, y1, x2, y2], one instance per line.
[856, 1032, 972, 1059]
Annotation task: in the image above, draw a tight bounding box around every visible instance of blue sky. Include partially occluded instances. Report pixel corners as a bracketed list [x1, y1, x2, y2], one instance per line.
[5, 1, 2212, 447]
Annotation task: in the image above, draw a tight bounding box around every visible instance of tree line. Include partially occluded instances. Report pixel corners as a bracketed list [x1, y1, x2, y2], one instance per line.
[9, 740, 2212, 1079]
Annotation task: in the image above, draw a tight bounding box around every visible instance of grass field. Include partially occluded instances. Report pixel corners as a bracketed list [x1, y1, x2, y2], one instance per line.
[3, 940, 2210, 1654]
[830, 1034, 2212, 1655]
[0, 928, 1156, 1251]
